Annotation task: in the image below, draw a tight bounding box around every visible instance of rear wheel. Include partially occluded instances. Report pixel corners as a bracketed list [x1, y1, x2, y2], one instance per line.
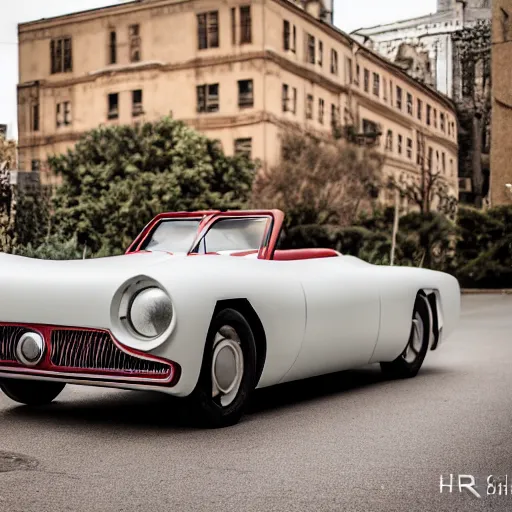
[0, 379, 66, 406]
[380, 294, 431, 379]
[190, 308, 257, 428]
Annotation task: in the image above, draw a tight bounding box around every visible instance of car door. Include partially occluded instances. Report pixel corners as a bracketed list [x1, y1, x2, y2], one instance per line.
[279, 258, 381, 383]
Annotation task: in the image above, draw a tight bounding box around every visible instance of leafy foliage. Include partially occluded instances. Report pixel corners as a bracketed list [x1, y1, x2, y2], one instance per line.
[13, 235, 83, 260]
[252, 130, 384, 229]
[48, 117, 257, 255]
[0, 135, 17, 252]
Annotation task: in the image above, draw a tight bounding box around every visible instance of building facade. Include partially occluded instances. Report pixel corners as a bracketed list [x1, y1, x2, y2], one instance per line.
[352, 0, 491, 99]
[490, 0, 512, 206]
[17, 0, 458, 207]
[352, 0, 491, 207]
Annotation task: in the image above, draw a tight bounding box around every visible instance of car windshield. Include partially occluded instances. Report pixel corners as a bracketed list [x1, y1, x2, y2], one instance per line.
[141, 219, 201, 253]
[194, 217, 269, 254]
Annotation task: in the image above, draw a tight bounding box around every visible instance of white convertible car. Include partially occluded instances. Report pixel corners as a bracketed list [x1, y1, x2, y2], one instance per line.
[0, 209, 460, 427]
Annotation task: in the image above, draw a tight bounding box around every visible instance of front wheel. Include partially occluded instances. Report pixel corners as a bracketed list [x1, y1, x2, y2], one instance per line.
[380, 294, 431, 379]
[190, 308, 258, 428]
[0, 378, 66, 406]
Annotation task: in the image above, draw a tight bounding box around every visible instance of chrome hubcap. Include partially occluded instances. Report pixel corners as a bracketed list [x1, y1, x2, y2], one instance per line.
[403, 312, 424, 364]
[211, 325, 244, 407]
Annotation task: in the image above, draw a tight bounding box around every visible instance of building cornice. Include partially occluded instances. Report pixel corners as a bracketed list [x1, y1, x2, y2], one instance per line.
[18, 50, 350, 96]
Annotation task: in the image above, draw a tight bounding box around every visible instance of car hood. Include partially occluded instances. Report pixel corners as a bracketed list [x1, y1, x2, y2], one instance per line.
[0, 251, 176, 329]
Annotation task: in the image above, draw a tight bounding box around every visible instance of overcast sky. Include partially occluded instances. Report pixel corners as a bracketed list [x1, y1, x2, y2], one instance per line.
[0, 0, 437, 139]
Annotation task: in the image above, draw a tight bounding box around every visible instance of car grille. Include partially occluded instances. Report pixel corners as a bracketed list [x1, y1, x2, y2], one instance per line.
[0, 324, 173, 381]
[50, 329, 170, 377]
[0, 326, 29, 362]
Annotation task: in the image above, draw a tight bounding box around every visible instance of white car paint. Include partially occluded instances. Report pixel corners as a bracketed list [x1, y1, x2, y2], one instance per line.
[0, 246, 461, 397]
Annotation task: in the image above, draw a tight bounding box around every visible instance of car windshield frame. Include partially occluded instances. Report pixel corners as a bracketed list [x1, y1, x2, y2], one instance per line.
[190, 216, 271, 255]
[139, 218, 203, 253]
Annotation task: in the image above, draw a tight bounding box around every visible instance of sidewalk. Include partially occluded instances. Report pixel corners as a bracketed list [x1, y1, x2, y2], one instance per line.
[461, 289, 512, 294]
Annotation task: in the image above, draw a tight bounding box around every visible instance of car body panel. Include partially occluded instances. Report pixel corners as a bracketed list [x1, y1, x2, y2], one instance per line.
[0, 209, 461, 399]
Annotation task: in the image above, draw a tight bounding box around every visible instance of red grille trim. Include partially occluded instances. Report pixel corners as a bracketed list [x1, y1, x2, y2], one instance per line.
[0, 323, 179, 386]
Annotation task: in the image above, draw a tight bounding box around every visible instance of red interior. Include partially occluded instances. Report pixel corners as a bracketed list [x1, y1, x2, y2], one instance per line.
[272, 248, 339, 260]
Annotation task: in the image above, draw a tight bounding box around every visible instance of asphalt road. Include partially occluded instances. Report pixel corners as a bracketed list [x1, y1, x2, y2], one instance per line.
[0, 294, 511, 512]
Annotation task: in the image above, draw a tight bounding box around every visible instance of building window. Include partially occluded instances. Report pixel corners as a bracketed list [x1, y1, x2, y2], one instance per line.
[385, 130, 393, 151]
[197, 84, 219, 112]
[50, 37, 72, 74]
[407, 93, 413, 115]
[129, 24, 141, 62]
[306, 94, 313, 119]
[108, 93, 119, 119]
[306, 34, 315, 64]
[440, 112, 445, 132]
[197, 11, 219, 49]
[331, 103, 339, 128]
[389, 80, 393, 106]
[406, 138, 412, 159]
[282, 84, 296, 113]
[32, 103, 40, 132]
[231, 8, 236, 45]
[318, 98, 324, 124]
[433, 108, 438, 128]
[442, 152, 446, 173]
[56, 101, 71, 127]
[363, 119, 378, 135]
[234, 138, 252, 159]
[372, 73, 380, 97]
[427, 104, 432, 125]
[238, 79, 254, 108]
[282, 84, 289, 112]
[318, 40, 323, 66]
[331, 50, 338, 75]
[396, 86, 402, 110]
[417, 99, 423, 121]
[427, 147, 433, 170]
[398, 134, 403, 155]
[132, 90, 143, 116]
[355, 64, 360, 85]
[31, 159, 40, 172]
[240, 6, 251, 44]
[364, 68, 369, 92]
[450, 158, 454, 176]
[283, 20, 291, 51]
[109, 31, 117, 64]
[416, 132, 422, 165]
[383, 78, 388, 102]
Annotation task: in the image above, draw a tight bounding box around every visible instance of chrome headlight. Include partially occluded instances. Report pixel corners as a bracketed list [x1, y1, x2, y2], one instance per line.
[128, 287, 173, 339]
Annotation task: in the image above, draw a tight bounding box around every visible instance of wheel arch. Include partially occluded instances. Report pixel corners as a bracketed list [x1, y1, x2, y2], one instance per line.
[417, 289, 441, 351]
[212, 299, 267, 386]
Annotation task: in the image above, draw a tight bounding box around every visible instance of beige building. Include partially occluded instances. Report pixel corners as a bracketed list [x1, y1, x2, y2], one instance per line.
[17, 0, 458, 206]
[490, 0, 512, 206]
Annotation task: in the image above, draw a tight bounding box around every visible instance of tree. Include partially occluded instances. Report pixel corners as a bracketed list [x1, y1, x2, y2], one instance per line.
[252, 129, 384, 229]
[48, 117, 257, 256]
[0, 135, 17, 252]
[452, 20, 492, 208]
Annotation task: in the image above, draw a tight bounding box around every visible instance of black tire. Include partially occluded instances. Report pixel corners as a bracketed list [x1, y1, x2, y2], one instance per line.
[380, 294, 431, 379]
[0, 378, 66, 406]
[190, 308, 258, 428]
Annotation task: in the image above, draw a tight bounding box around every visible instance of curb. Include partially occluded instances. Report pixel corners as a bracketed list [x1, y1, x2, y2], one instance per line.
[461, 289, 512, 295]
